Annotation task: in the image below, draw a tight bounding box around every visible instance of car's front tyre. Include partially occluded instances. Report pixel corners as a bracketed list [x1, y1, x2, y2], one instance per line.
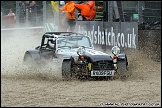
[117, 61, 129, 81]
[62, 60, 72, 80]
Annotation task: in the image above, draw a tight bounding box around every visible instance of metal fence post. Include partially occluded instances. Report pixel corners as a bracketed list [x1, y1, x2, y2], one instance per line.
[113, 1, 120, 20]
[43, 1, 46, 24]
[1, 12, 2, 28]
[26, 9, 28, 26]
[108, 1, 113, 22]
[138, 1, 144, 23]
[16, 1, 20, 27]
[36, 6, 38, 26]
[103, 1, 108, 21]
[57, 1, 60, 31]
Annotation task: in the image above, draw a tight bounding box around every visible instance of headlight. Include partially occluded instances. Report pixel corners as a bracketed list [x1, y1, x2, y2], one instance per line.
[111, 46, 120, 55]
[77, 47, 85, 55]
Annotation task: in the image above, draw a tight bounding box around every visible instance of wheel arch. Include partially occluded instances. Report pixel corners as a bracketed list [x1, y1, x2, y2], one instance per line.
[117, 53, 128, 66]
[62, 55, 74, 63]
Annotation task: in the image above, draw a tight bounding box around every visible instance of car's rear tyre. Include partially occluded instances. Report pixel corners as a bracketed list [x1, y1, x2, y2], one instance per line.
[24, 54, 34, 66]
[23, 54, 36, 69]
[62, 60, 72, 80]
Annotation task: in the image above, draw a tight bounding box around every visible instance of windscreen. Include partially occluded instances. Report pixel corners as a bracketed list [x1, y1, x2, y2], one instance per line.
[57, 36, 92, 48]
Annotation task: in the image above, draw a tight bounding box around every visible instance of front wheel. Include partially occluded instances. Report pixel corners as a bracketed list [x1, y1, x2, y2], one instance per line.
[62, 60, 72, 80]
[117, 61, 129, 81]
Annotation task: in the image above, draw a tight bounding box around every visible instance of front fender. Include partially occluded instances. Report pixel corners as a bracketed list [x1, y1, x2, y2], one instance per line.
[62, 55, 73, 62]
[117, 54, 128, 66]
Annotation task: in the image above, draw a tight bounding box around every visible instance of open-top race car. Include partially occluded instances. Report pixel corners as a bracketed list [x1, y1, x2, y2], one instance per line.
[23, 32, 129, 80]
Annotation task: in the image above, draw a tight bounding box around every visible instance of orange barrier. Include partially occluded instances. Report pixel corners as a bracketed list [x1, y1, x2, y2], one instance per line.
[2, 15, 15, 28]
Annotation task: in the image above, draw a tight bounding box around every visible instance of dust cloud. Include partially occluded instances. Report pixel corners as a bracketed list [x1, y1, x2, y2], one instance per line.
[1, 30, 62, 81]
[1, 29, 161, 107]
[1, 7, 72, 81]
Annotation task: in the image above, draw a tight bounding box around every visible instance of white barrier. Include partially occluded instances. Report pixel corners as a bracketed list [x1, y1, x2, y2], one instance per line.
[1, 23, 58, 34]
[1, 26, 44, 35]
[1, 26, 43, 31]
[44, 23, 58, 32]
[1, 12, 2, 27]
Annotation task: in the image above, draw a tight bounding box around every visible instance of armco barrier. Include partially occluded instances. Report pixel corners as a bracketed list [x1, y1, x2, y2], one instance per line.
[1, 23, 58, 36]
[1, 26, 44, 36]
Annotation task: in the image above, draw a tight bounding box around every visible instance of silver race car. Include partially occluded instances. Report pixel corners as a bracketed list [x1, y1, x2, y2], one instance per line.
[23, 32, 129, 80]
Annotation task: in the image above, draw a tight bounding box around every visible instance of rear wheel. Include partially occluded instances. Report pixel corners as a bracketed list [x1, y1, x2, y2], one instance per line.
[62, 60, 72, 80]
[23, 54, 36, 69]
[24, 54, 34, 66]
